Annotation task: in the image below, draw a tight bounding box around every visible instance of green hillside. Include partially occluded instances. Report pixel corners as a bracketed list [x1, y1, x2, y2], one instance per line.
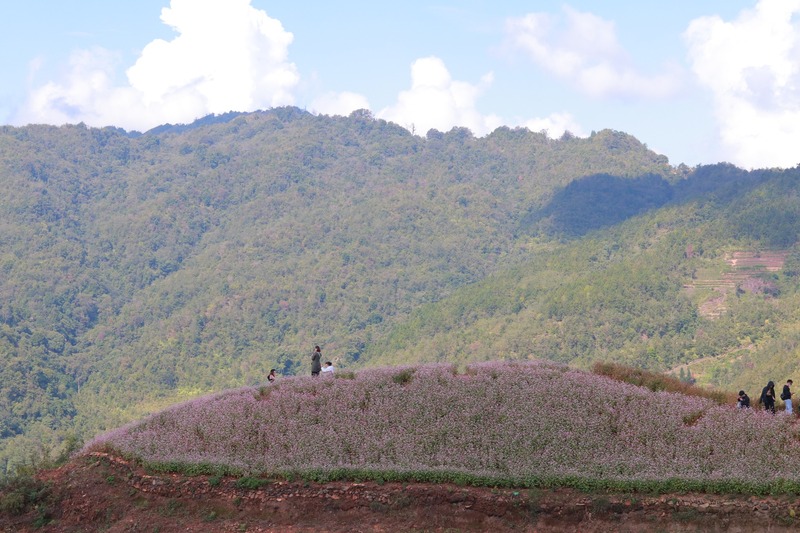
[363, 165, 800, 397]
[1, 107, 798, 476]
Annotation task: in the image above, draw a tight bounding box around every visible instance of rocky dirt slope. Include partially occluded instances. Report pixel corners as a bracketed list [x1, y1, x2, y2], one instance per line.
[2, 452, 800, 532]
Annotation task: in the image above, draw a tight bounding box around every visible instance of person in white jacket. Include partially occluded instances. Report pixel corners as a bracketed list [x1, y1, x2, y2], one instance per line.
[782, 379, 793, 414]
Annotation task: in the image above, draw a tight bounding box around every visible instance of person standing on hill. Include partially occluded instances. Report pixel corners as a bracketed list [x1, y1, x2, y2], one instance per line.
[311, 346, 322, 377]
[267, 369, 277, 383]
[781, 379, 793, 414]
[760, 381, 776, 414]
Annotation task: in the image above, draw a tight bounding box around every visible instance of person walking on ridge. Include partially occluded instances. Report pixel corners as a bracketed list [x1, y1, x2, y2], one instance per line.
[760, 380, 776, 414]
[311, 346, 322, 377]
[782, 379, 793, 414]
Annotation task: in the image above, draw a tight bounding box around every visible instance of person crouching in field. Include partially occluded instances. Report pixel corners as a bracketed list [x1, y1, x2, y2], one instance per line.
[321, 361, 335, 375]
[737, 390, 750, 409]
[760, 381, 776, 414]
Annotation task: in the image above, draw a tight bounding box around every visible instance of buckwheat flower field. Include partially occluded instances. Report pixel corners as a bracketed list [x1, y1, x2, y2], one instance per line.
[89, 361, 800, 492]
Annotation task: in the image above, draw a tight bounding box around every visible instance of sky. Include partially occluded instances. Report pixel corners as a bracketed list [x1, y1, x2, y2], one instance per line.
[1, 0, 799, 169]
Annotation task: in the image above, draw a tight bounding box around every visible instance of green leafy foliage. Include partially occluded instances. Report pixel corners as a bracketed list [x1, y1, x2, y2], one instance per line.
[0, 473, 52, 525]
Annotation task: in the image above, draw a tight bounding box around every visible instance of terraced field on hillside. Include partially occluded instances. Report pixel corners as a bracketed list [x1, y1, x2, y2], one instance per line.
[684, 250, 788, 319]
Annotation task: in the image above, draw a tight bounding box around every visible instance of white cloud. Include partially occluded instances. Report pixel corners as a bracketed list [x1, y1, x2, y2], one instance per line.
[12, 1, 586, 145]
[505, 7, 681, 100]
[14, 0, 298, 130]
[309, 91, 370, 117]
[375, 56, 586, 140]
[377, 56, 503, 136]
[685, 0, 800, 168]
[522, 112, 585, 138]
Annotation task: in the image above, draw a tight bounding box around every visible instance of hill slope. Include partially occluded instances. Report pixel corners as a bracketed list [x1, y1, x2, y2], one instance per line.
[363, 165, 800, 398]
[3, 453, 800, 532]
[0, 109, 675, 471]
[3, 108, 800, 478]
[90, 362, 800, 492]
[6, 361, 797, 531]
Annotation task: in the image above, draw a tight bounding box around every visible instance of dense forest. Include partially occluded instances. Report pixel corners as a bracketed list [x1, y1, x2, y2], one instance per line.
[0, 107, 798, 476]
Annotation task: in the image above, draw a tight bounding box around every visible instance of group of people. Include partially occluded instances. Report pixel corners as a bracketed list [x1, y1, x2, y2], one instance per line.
[738, 379, 794, 414]
[311, 345, 335, 376]
[264, 345, 337, 384]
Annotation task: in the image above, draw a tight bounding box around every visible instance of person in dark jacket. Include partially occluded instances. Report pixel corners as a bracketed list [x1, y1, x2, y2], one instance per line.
[737, 390, 750, 409]
[760, 381, 776, 414]
[781, 379, 793, 414]
[311, 346, 322, 377]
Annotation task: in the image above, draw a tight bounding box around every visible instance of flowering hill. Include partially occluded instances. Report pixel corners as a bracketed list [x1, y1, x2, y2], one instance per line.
[90, 361, 800, 494]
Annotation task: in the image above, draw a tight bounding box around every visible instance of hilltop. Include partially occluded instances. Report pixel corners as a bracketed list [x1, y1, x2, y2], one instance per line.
[82, 362, 800, 491]
[4, 361, 800, 532]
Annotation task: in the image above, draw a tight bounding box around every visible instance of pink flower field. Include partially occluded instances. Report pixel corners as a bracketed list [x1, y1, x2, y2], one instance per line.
[88, 361, 800, 492]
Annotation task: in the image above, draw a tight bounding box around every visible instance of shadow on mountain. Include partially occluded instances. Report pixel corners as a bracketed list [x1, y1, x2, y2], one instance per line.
[522, 163, 777, 238]
[145, 111, 249, 135]
[522, 173, 673, 237]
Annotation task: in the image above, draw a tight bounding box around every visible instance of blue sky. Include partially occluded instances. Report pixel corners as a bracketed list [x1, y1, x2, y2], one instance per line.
[1, 0, 797, 169]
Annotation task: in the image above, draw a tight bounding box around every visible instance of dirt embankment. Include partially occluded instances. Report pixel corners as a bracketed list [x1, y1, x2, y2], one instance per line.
[2, 452, 800, 532]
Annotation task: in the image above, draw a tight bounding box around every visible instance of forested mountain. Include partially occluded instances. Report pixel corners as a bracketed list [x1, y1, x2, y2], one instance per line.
[366, 164, 800, 385]
[0, 107, 797, 475]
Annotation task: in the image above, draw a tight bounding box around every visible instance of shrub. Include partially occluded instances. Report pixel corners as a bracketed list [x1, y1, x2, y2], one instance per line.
[0, 475, 50, 517]
[235, 477, 271, 490]
[592, 361, 736, 405]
